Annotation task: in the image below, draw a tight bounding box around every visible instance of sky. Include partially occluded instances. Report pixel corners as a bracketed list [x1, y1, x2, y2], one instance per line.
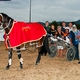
[0, 0, 80, 40]
[0, 0, 80, 22]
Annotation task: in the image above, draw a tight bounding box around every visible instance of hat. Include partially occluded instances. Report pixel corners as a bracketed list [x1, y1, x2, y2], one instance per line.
[73, 24, 76, 28]
[65, 27, 69, 30]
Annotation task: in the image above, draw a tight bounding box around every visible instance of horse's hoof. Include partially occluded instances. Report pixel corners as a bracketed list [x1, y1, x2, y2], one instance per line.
[6, 66, 10, 70]
[35, 61, 40, 65]
[19, 66, 23, 69]
[35, 63, 38, 65]
[78, 62, 80, 64]
[42, 53, 47, 56]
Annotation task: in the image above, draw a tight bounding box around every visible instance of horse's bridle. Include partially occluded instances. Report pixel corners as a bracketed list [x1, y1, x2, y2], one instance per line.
[0, 14, 11, 30]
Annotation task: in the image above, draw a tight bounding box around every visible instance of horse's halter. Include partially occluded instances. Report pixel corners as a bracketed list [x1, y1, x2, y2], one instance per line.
[0, 14, 11, 30]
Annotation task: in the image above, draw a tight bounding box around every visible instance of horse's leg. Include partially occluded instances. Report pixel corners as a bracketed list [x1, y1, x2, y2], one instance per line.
[35, 45, 47, 65]
[35, 36, 50, 65]
[35, 47, 42, 65]
[6, 48, 12, 70]
[35, 37, 44, 65]
[16, 46, 23, 69]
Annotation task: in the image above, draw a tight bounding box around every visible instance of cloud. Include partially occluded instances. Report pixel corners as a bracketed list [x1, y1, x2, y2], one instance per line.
[0, 0, 80, 41]
[0, 0, 80, 22]
[1, 0, 29, 9]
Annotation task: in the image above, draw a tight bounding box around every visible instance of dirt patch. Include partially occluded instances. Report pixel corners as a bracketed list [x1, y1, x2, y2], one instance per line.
[0, 44, 80, 80]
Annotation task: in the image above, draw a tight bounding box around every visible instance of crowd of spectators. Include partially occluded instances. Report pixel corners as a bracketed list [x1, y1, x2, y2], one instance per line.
[44, 21, 80, 60]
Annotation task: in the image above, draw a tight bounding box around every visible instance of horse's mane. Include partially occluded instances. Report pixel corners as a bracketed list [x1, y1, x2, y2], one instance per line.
[0, 13, 14, 21]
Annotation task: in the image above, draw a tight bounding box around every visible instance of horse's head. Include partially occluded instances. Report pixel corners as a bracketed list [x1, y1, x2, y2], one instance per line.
[0, 13, 14, 33]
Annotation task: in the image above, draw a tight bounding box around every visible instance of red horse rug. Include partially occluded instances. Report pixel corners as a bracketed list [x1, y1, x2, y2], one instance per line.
[4, 21, 47, 48]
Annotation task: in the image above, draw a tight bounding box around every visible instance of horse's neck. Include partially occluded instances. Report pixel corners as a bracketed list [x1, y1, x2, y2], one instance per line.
[5, 20, 13, 34]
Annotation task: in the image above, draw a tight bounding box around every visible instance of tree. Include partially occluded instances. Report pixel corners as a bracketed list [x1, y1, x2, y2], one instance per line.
[50, 21, 58, 30]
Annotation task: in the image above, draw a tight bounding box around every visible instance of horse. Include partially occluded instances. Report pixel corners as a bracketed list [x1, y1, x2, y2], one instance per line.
[0, 13, 50, 70]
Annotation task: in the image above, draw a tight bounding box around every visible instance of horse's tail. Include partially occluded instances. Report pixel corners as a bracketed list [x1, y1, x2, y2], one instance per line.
[42, 35, 50, 55]
[35, 35, 50, 64]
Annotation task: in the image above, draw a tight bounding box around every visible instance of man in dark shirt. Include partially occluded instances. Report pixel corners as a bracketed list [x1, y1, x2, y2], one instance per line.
[61, 21, 66, 33]
[44, 21, 50, 34]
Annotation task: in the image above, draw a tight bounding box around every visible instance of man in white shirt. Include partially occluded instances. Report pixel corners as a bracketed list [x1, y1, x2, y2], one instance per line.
[68, 22, 73, 32]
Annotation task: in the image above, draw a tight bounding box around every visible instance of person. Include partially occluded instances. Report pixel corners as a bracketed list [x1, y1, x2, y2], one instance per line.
[56, 26, 64, 57]
[63, 27, 70, 43]
[62, 26, 78, 59]
[44, 21, 50, 34]
[56, 26, 76, 58]
[72, 24, 79, 60]
[68, 22, 73, 32]
[50, 24, 56, 36]
[42, 21, 50, 56]
[76, 30, 80, 62]
[49, 24, 57, 44]
[66, 25, 80, 60]
[61, 21, 66, 33]
[72, 24, 79, 44]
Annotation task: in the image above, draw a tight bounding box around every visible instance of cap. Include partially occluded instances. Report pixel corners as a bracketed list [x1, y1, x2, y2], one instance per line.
[73, 24, 76, 28]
